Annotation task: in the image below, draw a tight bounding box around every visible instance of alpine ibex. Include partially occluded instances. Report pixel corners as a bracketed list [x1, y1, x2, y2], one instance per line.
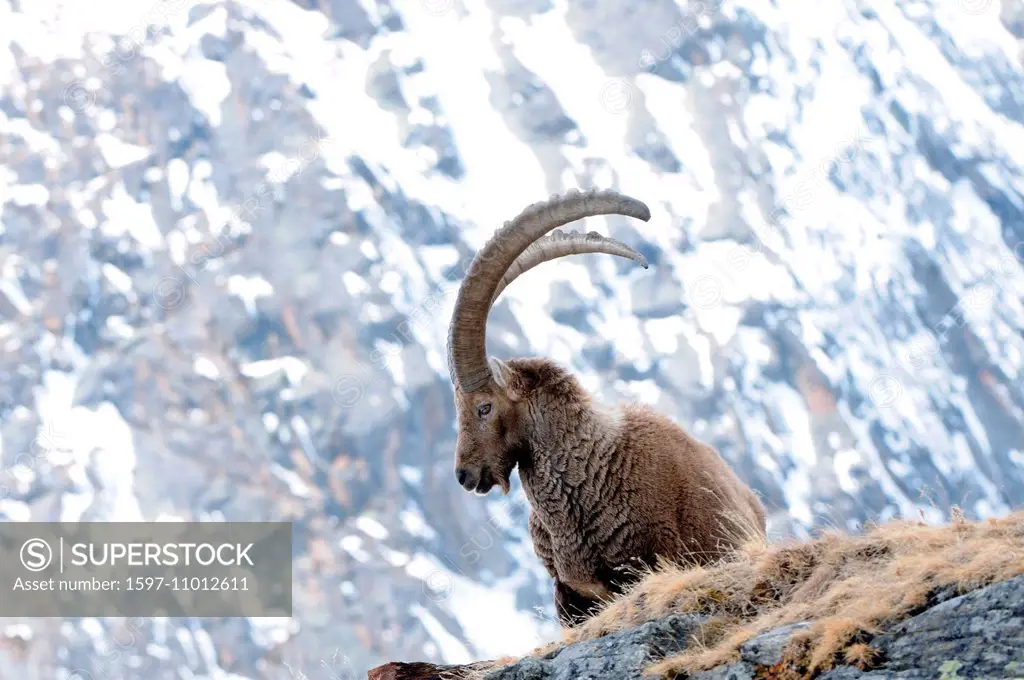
[446, 188, 767, 626]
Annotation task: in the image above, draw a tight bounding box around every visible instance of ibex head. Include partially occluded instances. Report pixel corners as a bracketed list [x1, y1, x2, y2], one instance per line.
[446, 189, 652, 495]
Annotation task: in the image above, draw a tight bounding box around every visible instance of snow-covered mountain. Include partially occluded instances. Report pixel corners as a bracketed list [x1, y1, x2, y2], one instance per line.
[1, 0, 1023, 677]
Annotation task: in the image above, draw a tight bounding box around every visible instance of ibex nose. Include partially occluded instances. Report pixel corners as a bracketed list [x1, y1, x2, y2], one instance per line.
[455, 467, 479, 491]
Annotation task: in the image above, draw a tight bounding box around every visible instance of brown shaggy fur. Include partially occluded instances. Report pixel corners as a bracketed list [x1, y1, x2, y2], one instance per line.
[453, 355, 767, 626]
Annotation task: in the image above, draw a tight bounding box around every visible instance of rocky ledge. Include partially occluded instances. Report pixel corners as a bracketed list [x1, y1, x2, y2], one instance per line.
[369, 574, 1024, 680]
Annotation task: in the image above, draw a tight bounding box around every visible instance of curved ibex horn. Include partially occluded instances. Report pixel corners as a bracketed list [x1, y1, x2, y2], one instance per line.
[489, 229, 648, 307]
[447, 188, 651, 393]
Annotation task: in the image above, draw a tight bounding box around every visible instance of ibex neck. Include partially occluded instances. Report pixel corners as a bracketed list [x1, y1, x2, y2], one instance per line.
[519, 400, 621, 509]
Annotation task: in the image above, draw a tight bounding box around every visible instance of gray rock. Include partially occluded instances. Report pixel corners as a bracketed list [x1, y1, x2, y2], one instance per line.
[485, 613, 706, 680]
[690, 662, 755, 680]
[685, 621, 815, 680]
[820, 575, 1024, 679]
[739, 621, 812, 666]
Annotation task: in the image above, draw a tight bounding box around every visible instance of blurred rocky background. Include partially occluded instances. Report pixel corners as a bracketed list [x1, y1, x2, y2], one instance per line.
[1, 0, 1023, 677]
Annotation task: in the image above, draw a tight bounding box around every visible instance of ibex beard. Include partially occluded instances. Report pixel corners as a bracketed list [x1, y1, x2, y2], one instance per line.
[446, 188, 768, 627]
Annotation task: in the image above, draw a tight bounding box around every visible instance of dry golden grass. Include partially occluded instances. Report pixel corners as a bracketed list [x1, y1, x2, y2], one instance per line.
[500, 508, 1024, 679]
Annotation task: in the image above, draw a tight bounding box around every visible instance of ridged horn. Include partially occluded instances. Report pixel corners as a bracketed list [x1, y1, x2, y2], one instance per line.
[490, 229, 648, 306]
[447, 188, 651, 393]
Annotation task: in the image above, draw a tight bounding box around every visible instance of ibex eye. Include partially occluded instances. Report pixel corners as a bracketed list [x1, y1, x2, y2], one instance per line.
[477, 403, 492, 417]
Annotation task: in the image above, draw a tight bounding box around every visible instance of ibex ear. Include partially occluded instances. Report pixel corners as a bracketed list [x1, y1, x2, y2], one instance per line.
[488, 357, 517, 397]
